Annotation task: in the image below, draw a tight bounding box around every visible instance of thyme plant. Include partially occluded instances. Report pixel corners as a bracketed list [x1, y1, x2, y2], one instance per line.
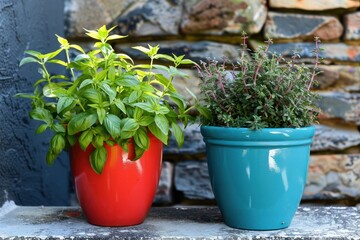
[197, 35, 321, 129]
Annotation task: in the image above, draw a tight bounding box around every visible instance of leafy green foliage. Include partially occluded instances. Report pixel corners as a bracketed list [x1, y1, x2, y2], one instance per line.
[197, 36, 321, 129]
[17, 25, 196, 174]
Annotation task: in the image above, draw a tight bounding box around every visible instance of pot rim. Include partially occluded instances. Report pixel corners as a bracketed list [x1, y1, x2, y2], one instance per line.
[200, 125, 316, 144]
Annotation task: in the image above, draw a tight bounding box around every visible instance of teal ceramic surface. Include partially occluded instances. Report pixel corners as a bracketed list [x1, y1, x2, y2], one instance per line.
[201, 126, 315, 230]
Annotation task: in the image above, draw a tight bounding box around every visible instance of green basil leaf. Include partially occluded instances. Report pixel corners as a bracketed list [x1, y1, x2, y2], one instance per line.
[82, 88, 102, 103]
[90, 146, 107, 174]
[138, 115, 154, 126]
[14, 93, 36, 99]
[171, 122, 184, 148]
[94, 69, 108, 82]
[115, 75, 139, 87]
[24, 50, 43, 59]
[79, 130, 94, 151]
[114, 99, 127, 114]
[56, 34, 69, 46]
[157, 106, 170, 115]
[148, 122, 168, 145]
[133, 102, 154, 113]
[48, 59, 67, 67]
[154, 74, 176, 92]
[120, 131, 135, 139]
[108, 66, 116, 81]
[133, 145, 145, 161]
[128, 90, 142, 103]
[57, 97, 75, 114]
[100, 83, 116, 103]
[67, 135, 77, 146]
[180, 59, 196, 65]
[50, 133, 66, 155]
[155, 114, 169, 135]
[85, 29, 101, 40]
[51, 124, 66, 133]
[19, 57, 40, 67]
[50, 75, 69, 80]
[98, 25, 108, 39]
[132, 46, 150, 55]
[30, 108, 53, 125]
[79, 79, 93, 89]
[103, 114, 121, 139]
[33, 78, 47, 87]
[169, 93, 186, 111]
[46, 150, 58, 165]
[36, 124, 48, 134]
[69, 44, 85, 53]
[133, 107, 143, 120]
[107, 34, 127, 41]
[43, 83, 66, 98]
[105, 140, 115, 146]
[153, 54, 175, 62]
[73, 54, 90, 62]
[97, 108, 106, 124]
[68, 112, 97, 135]
[122, 118, 139, 132]
[42, 48, 63, 60]
[92, 135, 105, 148]
[134, 128, 149, 150]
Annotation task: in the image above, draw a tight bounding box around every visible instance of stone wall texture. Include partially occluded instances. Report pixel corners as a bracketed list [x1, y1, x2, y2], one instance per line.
[63, 0, 360, 206]
[0, 0, 70, 206]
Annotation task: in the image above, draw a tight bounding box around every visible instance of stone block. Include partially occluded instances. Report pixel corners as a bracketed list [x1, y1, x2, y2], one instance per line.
[312, 124, 360, 152]
[65, 0, 183, 37]
[181, 0, 267, 35]
[112, 0, 183, 36]
[317, 92, 360, 124]
[316, 65, 360, 90]
[154, 161, 174, 205]
[164, 124, 205, 155]
[269, 0, 360, 11]
[344, 11, 360, 41]
[266, 42, 360, 63]
[174, 160, 214, 200]
[265, 12, 343, 41]
[65, 0, 134, 37]
[304, 154, 360, 200]
[115, 41, 242, 63]
[314, 66, 340, 90]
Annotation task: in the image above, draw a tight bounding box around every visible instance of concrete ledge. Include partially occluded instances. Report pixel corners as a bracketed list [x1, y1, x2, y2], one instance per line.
[0, 202, 359, 239]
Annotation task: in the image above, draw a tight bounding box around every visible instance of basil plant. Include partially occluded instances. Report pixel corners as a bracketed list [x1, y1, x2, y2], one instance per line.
[17, 25, 196, 174]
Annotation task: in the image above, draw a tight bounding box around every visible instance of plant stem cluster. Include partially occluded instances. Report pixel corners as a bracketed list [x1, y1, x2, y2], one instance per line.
[197, 36, 321, 129]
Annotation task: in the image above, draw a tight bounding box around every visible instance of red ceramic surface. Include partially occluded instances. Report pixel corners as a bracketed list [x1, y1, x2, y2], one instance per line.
[70, 134, 163, 226]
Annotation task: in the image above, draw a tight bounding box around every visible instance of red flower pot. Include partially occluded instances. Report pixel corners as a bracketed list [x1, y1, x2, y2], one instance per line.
[70, 134, 163, 226]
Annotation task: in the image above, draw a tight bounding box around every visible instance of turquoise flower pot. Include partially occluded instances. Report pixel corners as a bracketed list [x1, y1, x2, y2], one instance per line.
[201, 126, 315, 230]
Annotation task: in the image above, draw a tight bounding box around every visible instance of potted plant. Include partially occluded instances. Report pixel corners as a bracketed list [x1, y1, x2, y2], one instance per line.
[17, 25, 196, 226]
[196, 35, 321, 230]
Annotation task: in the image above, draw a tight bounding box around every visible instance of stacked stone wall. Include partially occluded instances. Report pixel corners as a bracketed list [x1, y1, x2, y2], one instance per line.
[65, 0, 360, 205]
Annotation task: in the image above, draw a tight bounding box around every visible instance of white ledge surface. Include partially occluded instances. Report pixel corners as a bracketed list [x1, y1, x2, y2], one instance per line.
[0, 202, 360, 239]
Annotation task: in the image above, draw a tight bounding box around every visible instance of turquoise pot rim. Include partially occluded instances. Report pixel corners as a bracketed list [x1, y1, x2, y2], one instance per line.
[201, 125, 316, 143]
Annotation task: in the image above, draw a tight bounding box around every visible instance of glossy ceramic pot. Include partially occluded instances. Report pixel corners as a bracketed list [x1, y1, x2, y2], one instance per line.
[70, 133, 163, 227]
[201, 126, 315, 230]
